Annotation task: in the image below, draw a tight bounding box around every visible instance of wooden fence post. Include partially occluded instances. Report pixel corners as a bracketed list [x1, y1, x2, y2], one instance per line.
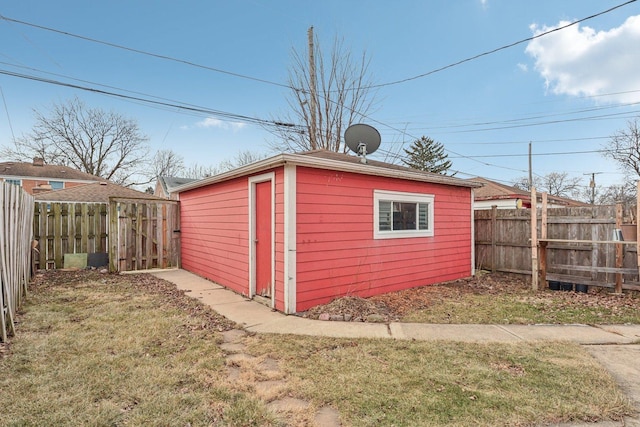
[540, 193, 548, 288]
[491, 205, 497, 273]
[616, 203, 623, 294]
[637, 181, 640, 284]
[531, 187, 538, 291]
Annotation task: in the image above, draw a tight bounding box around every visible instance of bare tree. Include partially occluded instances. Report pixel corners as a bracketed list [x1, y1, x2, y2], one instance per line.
[267, 27, 377, 153]
[603, 117, 640, 181]
[513, 172, 581, 198]
[595, 183, 636, 205]
[0, 97, 149, 185]
[182, 150, 268, 179]
[151, 149, 185, 178]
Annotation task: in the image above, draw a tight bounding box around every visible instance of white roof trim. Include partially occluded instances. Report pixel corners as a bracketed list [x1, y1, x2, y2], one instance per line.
[173, 153, 482, 193]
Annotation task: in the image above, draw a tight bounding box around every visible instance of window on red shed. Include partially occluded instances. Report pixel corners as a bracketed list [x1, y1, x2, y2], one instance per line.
[374, 190, 434, 239]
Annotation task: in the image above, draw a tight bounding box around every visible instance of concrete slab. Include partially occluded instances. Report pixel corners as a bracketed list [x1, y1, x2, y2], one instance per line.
[500, 324, 635, 344]
[586, 345, 640, 412]
[247, 316, 391, 338]
[598, 325, 640, 342]
[151, 269, 223, 291]
[389, 323, 522, 342]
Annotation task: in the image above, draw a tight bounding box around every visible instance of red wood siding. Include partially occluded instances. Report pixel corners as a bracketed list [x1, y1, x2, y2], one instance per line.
[179, 168, 286, 308]
[179, 176, 250, 295]
[295, 167, 472, 311]
[273, 168, 285, 311]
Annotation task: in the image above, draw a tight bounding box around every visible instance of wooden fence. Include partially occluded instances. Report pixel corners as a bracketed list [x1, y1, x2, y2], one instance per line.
[33, 202, 108, 270]
[109, 198, 180, 272]
[475, 205, 640, 290]
[1, 182, 35, 342]
[33, 198, 179, 272]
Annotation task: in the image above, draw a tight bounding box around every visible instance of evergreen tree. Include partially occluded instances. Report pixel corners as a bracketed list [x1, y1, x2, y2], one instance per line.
[402, 136, 453, 175]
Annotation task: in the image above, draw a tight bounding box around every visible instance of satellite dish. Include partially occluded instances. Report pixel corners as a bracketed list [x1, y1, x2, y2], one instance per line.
[344, 123, 381, 164]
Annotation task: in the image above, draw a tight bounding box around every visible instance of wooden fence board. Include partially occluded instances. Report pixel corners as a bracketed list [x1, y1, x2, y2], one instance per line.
[33, 202, 109, 270]
[1, 182, 35, 342]
[108, 198, 179, 273]
[475, 204, 640, 291]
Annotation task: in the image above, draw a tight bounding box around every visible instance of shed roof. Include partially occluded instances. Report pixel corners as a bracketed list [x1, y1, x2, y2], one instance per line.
[0, 160, 104, 182]
[33, 181, 166, 203]
[175, 150, 483, 193]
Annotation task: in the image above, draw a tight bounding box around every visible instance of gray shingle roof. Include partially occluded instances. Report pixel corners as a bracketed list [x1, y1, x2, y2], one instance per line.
[0, 160, 104, 182]
[33, 181, 166, 203]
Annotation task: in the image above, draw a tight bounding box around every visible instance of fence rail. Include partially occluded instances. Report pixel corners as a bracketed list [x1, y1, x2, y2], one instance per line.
[33, 202, 108, 270]
[33, 199, 179, 272]
[1, 182, 35, 342]
[475, 205, 640, 290]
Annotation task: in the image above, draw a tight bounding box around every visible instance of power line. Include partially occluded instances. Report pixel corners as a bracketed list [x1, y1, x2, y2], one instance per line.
[0, 13, 291, 90]
[448, 149, 606, 159]
[0, 68, 302, 131]
[0, 85, 16, 142]
[368, 0, 637, 89]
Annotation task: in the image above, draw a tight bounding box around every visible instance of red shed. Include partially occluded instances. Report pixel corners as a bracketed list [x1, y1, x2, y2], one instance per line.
[176, 151, 481, 314]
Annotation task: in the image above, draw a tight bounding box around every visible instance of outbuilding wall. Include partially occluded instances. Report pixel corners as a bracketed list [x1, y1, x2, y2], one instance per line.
[179, 175, 251, 295]
[295, 166, 473, 311]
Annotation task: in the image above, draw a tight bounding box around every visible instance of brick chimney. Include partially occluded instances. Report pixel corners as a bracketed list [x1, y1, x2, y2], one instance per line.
[33, 157, 45, 167]
[32, 184, 53, 194]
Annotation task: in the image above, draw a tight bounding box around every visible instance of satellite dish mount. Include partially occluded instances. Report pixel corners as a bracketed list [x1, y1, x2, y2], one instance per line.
[344, 124, 381, 164]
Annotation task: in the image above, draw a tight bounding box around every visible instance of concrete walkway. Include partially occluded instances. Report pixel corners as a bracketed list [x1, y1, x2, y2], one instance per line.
[150, 269, 640, 426]
[151, 269, 640, 345]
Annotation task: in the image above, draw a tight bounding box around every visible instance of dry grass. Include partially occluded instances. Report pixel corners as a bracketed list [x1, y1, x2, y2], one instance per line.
[247, 334, 634, 427]
[0, 270, 635, 426]
[0, 271, 278, 427]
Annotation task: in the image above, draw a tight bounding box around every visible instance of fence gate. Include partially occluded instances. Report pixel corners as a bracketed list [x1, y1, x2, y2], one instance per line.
[109, 198, 180, 272]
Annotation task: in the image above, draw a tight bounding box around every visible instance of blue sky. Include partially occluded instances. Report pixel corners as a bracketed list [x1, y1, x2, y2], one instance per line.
[1, 1, 639, 190]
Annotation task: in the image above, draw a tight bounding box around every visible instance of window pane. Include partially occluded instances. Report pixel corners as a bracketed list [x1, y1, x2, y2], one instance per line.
[5, 179, 21, 186]
[49, 181, 64, 190]
[393, 202, 417, 230]
[379, 201, 392, 230]
[418, 203, 429, 230]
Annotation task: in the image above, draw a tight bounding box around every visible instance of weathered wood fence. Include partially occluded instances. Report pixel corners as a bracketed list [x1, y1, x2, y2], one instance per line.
[109, 198, 180, 272]
[475, 205, 640, 290]
[33, 198, 179, 272]
[1, 182, 35, 342]
[33, 202, 108, 270]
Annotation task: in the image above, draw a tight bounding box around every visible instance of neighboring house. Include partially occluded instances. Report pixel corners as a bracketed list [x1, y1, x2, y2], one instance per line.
[155, 176, 198, 200]
[0, 158, 105, 195]
[32, 181, 166, 203]
[470, 177, 587, 210]
[175, 150, 482, 314]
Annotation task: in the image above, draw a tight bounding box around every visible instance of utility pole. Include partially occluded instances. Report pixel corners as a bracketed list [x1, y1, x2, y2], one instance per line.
[307, 26, 318, 150]
[583, 172, 603, 204]
[528, 142, 533, 190]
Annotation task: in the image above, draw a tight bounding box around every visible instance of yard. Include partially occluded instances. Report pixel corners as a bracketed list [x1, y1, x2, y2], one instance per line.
[304, 272, 640, 325]
[0, 270, 636, 426]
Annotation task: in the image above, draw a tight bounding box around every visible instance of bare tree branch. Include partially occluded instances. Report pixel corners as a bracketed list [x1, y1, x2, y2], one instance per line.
[265, 29, 377, 153]
[0, 97, 149, 186]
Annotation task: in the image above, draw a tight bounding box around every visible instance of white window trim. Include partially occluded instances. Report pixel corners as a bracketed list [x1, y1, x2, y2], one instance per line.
[373, 190, 434, 239]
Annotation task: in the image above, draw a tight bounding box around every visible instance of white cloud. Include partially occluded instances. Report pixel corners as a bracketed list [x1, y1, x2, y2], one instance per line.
[517, 63, 528, 72]
[480, 0, 488, 8]
[196, 117, 247, 131]
[525, 15, 640, 103]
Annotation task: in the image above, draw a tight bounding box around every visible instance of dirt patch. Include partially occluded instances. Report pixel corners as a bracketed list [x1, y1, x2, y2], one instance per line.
[300, 272, 640, 323]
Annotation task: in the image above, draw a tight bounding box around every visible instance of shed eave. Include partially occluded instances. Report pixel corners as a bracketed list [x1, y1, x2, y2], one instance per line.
[173, 153, 482, 193]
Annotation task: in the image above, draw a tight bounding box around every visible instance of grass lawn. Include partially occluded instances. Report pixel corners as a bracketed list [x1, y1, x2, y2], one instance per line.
[0, 271, 634, 426]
